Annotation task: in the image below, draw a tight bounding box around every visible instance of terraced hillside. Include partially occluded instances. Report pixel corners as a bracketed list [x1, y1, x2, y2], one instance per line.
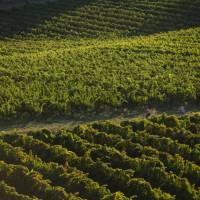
[0, 27, 200, 120]
[0, 0, 200, 121]
[0, 0, 200, 38]
[0, 113, 200, 199]
[0, 0, 200, 199]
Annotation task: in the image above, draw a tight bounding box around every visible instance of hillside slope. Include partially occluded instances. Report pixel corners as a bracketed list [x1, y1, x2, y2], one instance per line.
[0, 0, 200, 121]
[0, 113, 200, 200]
[0, 27, 200, 120]
[0, 0, 200, 38]
[0, 1, 200, 199]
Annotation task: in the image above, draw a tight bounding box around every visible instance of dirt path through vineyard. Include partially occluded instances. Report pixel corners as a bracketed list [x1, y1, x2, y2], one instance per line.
[0, 105, 199, 134]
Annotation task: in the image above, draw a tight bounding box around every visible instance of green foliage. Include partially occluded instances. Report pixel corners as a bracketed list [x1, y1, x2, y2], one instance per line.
[0, 113, 200, 200]
[0, 0, 199, 121]
[0, 0, 200, 39]
[0, 0, 200, 198]
[0, 161, 77, 200]
[0, 180, 39, 200]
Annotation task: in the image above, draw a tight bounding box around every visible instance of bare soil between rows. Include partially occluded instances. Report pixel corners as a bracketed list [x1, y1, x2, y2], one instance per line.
[0, 105, 199, 134]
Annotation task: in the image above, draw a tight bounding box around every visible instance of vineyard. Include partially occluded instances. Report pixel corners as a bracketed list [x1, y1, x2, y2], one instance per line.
[0, 0, 200, 199]
[0, 113, 200, 199]
[0, 0, 200, 121]
[0, 0, 200, 38]
[0, 28, 200, 120]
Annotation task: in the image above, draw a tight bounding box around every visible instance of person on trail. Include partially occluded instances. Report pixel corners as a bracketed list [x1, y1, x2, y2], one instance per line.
[145, 107, 152, 118]
[178, 105, 186, 114]
[144, 106, 156, 118]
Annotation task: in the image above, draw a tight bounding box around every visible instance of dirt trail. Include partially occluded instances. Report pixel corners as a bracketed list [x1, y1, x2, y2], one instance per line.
[0, 105, 199, 134]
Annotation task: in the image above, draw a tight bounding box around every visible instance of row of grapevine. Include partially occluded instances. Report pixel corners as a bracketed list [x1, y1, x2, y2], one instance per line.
[0, 114, 200, 199]
[0, 26, 200, 120]
[91, 122, 200, 164]
[0, 140, 118, 200]
[0, 134, 175, 200]
[0, 180, 39, 200]
[27, 128, 199, 199]
[121, 114, 200, 146]
[29, 128, 200, 186]
[0, 0, 199, 38]
[0, 160, 78, 200]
